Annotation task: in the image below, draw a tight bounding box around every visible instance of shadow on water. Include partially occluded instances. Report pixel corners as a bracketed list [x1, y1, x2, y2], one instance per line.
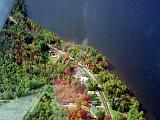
[107, 63, 114, 71]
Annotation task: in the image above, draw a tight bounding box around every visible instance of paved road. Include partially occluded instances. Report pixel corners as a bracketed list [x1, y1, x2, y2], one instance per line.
[80, 66, 113, 120]
[48, 44, 113, 119]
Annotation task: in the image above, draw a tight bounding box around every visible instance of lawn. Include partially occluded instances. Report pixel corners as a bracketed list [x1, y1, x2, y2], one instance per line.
[54, 79, 86, 105]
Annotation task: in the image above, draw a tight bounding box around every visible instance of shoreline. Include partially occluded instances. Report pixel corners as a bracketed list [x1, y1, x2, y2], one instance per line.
[0, 0, 146, 119]
[108, 63, 156, 120]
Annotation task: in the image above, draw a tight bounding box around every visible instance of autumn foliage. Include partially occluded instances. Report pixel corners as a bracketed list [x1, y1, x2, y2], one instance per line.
[81, 95, 91, 107]
[69, 108, 91, 120]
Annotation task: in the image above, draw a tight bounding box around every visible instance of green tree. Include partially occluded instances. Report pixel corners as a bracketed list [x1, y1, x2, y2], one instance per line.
[95, 109, 105, 120]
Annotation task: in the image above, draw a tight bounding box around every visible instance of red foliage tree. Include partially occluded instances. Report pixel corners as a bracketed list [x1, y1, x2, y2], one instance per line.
[82, 95, 91, 107]
[69, 108, 91, 120]
[104, 114, 111, 120]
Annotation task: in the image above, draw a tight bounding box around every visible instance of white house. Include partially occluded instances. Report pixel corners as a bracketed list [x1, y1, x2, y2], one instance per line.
[73, 67, 90, 84]
[80, 75, 89, 84]
[73, 72, 89, 84]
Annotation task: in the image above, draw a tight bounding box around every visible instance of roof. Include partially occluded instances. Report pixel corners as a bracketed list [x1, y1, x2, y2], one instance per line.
[81, 74, 89, 77]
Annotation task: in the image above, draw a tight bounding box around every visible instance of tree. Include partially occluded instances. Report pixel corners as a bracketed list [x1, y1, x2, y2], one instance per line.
[127, 108, 139, 120]
[131, 97, 140, 110]
[81, 95, 90, 107]
[69, 108, 90, 120]
[113, 111, 126, 120]
[24, 33, 34, 44]
[38, 41, 49, 52]
[87, 81, 98, 91]
[97, 70, 109, 84]
[95, 109, 105, 120]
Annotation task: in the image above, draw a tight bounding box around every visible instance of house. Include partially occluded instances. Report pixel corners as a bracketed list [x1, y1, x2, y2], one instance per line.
[90, 103, 104, 113]
[73, 70, 81, 79]
[49, 49, 61, 59]
[52, 53, 60, 58]
[48, 48, 55, 54]
[73, 72, 89, 84]
[73, 67, 90, 84]
[80, 74, 89, 84]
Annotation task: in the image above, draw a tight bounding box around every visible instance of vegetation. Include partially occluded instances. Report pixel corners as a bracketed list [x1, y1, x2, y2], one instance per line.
[95, 108, 105, 120]
[88, 94, 101, 106]
[87, 80, 98, 91]
[25, 85, 66, 120]
[68, 108, 91, 120]
[98, 70, 144, 119]
[67, 44, 109, 74]
[64, 39, 144, 119]
[0, 0, 63, 100]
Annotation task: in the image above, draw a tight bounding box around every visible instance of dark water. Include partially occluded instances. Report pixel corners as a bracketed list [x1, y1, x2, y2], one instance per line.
[26, 0, 160, 119]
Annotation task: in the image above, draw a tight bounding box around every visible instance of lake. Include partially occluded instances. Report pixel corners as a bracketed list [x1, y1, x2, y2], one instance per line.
[4, 0, 160, 119]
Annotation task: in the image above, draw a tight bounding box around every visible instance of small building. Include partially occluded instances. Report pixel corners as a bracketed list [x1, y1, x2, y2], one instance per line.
[49, 49, 62, 59]
[48, 48, 55, 54]
[73, 67, 90, 84]
[74, 73, 89, 84]
[52, 54, 60, 58]
[74, 71, 90, 84]
[80, 74, 89, 84]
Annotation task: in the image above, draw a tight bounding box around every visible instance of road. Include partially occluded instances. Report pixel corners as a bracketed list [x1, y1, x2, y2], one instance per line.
[80, 66, 113, 120]
[48, 44, 113, 119]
